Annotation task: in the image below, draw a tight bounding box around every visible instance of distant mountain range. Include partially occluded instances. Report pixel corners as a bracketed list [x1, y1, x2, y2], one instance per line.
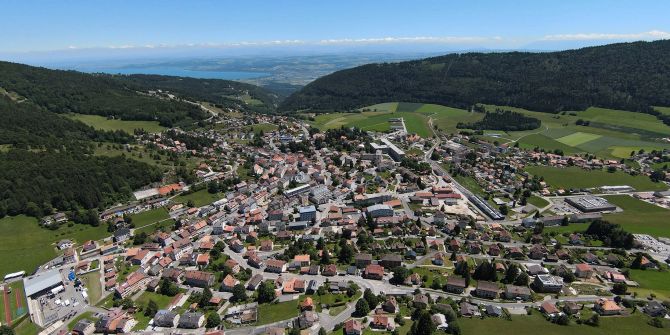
[279, 40, 670, 123]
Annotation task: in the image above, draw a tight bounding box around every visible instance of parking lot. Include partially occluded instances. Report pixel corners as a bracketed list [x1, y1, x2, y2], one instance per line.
[33, 268, 90, 326]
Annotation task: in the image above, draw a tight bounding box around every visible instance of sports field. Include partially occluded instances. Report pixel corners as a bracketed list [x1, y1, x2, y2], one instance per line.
[524, 166, 668, 192]
[602, 195, 670, 238]
[0, 280, 28, 326]
[67, 113, 166, 133]
[0, 215, 110, 276]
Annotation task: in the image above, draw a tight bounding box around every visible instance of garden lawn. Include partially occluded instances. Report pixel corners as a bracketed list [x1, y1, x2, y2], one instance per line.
[257, 299, 300, 325]
[412, 266, 449, 287]
[459, 309, 667, 335]
[525, 166, 667, 191]
[0, 215, 110, 275]
[602, 195, 670, 238]
[133, 291, 179, 330]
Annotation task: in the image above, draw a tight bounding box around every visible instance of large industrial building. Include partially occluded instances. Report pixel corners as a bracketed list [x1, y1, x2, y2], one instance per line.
[565, 196, 617, 213]
[23, 269, 63, 298]
[370, 139, 406, 162]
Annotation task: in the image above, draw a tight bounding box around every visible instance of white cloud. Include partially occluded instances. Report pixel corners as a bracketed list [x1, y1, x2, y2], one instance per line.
[542, 30, 670, 41]
[317, 36, 500, 45]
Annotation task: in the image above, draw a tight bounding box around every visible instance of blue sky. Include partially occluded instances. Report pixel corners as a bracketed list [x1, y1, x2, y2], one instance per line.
[2, 0, 669, 55]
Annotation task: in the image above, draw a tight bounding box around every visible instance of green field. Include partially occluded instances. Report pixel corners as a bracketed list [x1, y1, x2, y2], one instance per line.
[517, 134, 581, 155]
[602, 195, 670, 238]
[244, 123, 278, 134]
[460, 309, 667, 335]
[173, 189, 224, 207]
[481, 105, 670, 158]
[527, 195, 550, 208]
[93, 143, 172, 169]
[0, 215, 110, 275]
[68, 113, 166, 133]
[525, 166, 668, 192]
[310, 102, 475, 137]
[80, 271, 103, 304]
[556, 132, 602, 146]
[628, 268, 670, 300]
[655, 106, 670, 115]
[14, 316, 41, 335]
[134, 219, 175, 236]
[257, 299, 300, 325]
[129, 208, 170, 227]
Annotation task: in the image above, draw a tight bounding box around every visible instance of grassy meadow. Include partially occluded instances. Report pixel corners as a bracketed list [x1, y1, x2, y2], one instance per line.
[524, 166, 667, 192]
[602, 195, 670, 238]
[0, 215, 110, 275]
[459, 309, 668, 335]
[310, 102, 670, 159]
[68, 113, 166, 133]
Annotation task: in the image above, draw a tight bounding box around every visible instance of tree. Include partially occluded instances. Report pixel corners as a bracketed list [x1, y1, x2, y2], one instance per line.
[320, 250, 331, 265]
[231, 284, 247, 302]
[0, 325, 14, 335]
[586, 314, 600, 327]
[355, 298, 370, 317]
[612, 282, 628, 295]
[200, 287, 213, 306]
[410, 310, 435, 335]
[318, 327, 327, 335]
[338, 243, 354, 264]
[503, 264, 519, 284]
[257, 281, 276, 303]
[363, 288, 378, 310]
[121, 298, 134, 310]
[391, 267, 410, 285]
[473, 261, 496, 281]
[206, 312, 221, 328]
[144, 299, 158, 317]
[159, 278, 179, 296]
[555, 314, 569, 325]
[514, 272, 530, 286]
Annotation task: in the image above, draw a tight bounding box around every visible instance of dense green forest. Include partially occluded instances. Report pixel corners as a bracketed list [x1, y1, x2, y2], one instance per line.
[457, 109, 541, 131]
[0, 61, 209, 127]
[280, 40, 670, 124]
[0, 95, 161, 219]
[0, 150, 161, 218]
[118, 74, 279, 114]
[0, 96, 132, 148]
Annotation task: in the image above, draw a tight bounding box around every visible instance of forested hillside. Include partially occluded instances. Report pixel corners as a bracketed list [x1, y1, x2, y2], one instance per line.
[118, 74, 279, 114]
[280, 40, 670, 123]
[0, 95, 161, 219]
[0, 61, 207, 127]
